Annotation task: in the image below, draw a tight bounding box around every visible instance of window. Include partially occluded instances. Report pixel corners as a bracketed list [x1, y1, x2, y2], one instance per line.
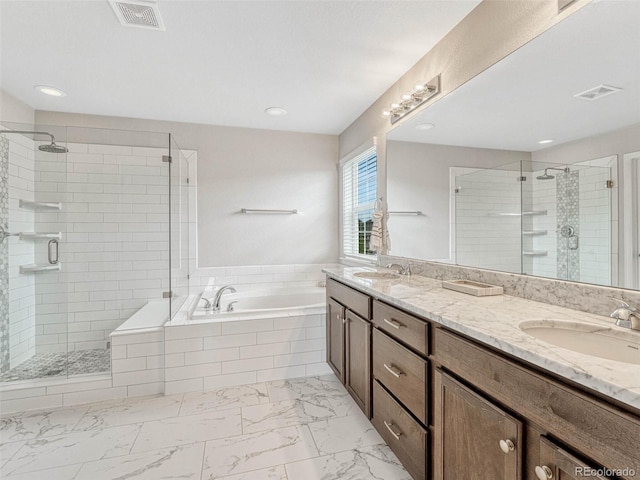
[342, 146, 377, 259]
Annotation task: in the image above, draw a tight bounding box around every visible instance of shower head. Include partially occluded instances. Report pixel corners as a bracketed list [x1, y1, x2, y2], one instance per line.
[38, 142, 68, 153]
[536, 170, 555, 180]
[536, 166, 570, 180]
[0, 130, 68, 153]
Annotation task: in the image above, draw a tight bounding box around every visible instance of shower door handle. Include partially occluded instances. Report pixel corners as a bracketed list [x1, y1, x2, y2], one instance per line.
[569, 235, 579, 250]
[48, 239, 59, 265]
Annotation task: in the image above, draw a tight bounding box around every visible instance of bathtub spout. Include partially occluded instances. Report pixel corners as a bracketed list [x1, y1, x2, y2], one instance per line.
[213, 285, 237, 312]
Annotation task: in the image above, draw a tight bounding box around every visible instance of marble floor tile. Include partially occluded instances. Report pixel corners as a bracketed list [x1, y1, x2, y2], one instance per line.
[180, 383, 270, 417]
[131, 408, 242, 453]
[75, 442, 205, 480]
[0, 440, 26, 468]
[217, 464, 288, 480]
[1, 423, 141, 477]
[266, 375, 345, 403]
[73, 394, 183, 431]
[284, 444, 411, 480]
[308, 410, 384, 455]
[0, 405, 89, 442]
[201, 425, 318, 479]
[1, 464, 82, 480]
[243, 398, 349, 434]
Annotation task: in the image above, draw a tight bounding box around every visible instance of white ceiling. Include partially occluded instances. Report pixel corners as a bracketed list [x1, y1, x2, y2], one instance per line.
[388, 0, 640, 152]
[0, 0, 481, 135]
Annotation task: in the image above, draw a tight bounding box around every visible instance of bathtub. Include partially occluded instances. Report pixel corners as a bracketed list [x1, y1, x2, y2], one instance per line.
[190, 286, 326, 322]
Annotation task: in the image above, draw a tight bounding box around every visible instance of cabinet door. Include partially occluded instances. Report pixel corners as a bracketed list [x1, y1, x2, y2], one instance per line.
[434, 369, 523, 480]
[535, 437, 613, 480]
[326, 297, 346, 383]
[345, 310, 371, 417]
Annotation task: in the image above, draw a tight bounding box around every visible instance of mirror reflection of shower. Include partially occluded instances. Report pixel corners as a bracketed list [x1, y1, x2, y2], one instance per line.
[0, 130, 69, 153]
[536, 166, 570, 180]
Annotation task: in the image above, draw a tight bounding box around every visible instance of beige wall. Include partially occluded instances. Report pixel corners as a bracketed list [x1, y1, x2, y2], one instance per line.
[34, 111, 339, 267]
[0, 89, 35, 125]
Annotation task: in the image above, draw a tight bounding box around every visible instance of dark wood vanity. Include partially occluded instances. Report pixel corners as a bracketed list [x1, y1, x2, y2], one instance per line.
[326, 276, 640, 480]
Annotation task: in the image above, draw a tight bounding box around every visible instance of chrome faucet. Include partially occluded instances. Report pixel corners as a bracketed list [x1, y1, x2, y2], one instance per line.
[386, 263, 411, 276]
[610, 298, 640, 330]
[212, 285, 237, 312]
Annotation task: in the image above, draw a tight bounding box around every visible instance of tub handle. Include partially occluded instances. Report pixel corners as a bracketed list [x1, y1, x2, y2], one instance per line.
[226, 301, 238, 312]
[48, 239, 59, 265]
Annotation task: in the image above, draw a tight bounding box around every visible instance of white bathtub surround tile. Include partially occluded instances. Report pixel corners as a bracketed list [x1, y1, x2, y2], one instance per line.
[203, 371, 257, 391]
[305, 362, 333, 377]
[217, 465, 287, 480]
[74, 442, 205, 480]
[0, 406, 88, 442]
[284, 444, 411, 480]
[308, 411, 384, 455]
[180, 383, 270, 416]
[165, 377, 203, 395]
[201, 425, 319, 479]
[131, 408, 242, 453]
[73, 394, 183, 431]
[0, 423, 141, 477]
[266, 374, 344, 403]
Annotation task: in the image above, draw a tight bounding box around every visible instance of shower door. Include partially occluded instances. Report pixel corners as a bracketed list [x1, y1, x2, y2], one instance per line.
[0, 124, 72, 383]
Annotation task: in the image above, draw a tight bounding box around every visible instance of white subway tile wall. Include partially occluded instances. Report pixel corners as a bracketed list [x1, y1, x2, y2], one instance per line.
[33, 143, 171, 353]
[6, 133, 36, 367]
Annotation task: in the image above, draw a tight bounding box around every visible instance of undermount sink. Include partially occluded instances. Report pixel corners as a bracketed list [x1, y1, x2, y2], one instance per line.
[519, 320, 640, 364]
[353, 271, 400, 280]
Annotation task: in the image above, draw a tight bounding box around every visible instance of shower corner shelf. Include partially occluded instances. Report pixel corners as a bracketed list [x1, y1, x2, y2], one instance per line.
[523, 230, 548, 236]
[20, 263, 62, 274]
[19, 232, 62, 240]
[19, 200, 62, 211]
[523, 251, 548, 257]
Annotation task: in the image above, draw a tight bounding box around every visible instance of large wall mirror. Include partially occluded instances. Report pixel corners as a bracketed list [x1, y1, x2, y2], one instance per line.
[386, 0, 640, 290]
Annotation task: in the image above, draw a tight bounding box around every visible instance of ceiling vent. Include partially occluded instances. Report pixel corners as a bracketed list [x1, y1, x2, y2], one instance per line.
[573, 84, 622, 101]
[109, 1, 165, 31]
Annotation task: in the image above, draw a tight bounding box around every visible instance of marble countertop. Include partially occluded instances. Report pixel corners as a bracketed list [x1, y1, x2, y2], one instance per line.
[323, 266, 640, 411]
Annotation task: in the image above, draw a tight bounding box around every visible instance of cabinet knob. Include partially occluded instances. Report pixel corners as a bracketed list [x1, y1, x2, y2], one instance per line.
[535, 465, 553, 480]
[499, 439, 515, 453]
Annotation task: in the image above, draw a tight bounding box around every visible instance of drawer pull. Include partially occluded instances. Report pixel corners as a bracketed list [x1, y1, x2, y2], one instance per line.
[535, 465, 553, 480]
[383, 318, 403, 329]
[499, 439, 515, 453]
[383, 420, 402, 440]
[383, 363, 404, 378]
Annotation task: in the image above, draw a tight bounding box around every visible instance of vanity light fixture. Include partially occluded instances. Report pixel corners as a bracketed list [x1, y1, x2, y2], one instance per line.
[34, 85, 67, 97]
[415, 123, 435, 131]
[383, 75, 441, 125]
[265, 107, 287, 117]
[538, 139, 554, 144]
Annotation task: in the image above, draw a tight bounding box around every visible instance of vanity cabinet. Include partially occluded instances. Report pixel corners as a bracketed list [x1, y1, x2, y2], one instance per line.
[433, 327, 640, 480]
[326, 278, 372, 417]
[434, 369, 523, 480]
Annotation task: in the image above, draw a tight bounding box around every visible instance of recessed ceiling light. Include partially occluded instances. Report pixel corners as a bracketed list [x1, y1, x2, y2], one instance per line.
[415, 123, 435, 131]
[34, 85, 67, 97]
[265, 107, 287, 117]
[538, 139, 554, 144]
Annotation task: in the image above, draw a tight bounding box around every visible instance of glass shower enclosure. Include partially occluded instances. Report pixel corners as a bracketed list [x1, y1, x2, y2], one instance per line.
[0, 122, 190, 384]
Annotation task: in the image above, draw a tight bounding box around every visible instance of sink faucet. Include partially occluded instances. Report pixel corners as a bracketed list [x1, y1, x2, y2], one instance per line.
[386, 263, 411, 276]
[610, 298, 640, 330]
[212, 285, 237, 312]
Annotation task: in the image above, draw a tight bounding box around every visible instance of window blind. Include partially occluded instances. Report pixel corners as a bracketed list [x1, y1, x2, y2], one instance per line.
[342, 146, 377, 258]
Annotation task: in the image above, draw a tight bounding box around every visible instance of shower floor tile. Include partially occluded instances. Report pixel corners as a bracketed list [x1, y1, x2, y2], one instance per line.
[0, 349, 110, 383]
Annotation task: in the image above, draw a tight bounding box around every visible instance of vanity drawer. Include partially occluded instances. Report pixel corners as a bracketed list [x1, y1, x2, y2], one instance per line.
[373, 299, 428, 355]
[372, 380, 427, 480]
[373, 328, 427, 424]
[327, 278, 371, 319]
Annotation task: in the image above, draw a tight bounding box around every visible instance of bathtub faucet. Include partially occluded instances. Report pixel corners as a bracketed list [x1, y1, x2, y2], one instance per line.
[212, 285, 237, 312]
